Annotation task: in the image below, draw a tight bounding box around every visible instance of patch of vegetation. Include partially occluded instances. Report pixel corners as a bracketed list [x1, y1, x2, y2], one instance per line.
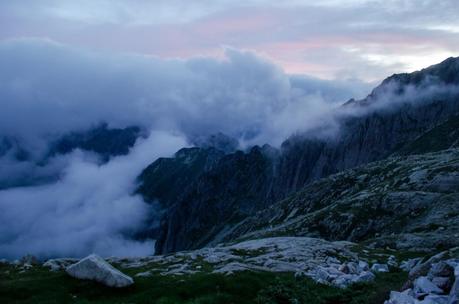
[350, 244, 426, 263]
[0, 264, 407, 304]
[256, 270, 407, 304]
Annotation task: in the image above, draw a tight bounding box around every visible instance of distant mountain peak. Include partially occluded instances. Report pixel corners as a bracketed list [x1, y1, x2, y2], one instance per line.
[343, 56, 459, 108]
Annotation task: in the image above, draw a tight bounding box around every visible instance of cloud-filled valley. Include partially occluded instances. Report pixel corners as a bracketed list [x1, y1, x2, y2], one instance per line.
[0, 131, 186, 259]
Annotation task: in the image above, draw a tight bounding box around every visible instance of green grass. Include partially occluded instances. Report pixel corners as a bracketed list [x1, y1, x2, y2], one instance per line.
[256, 270, 407, 304]
[350, 244, 429, 264]
[0, 263, 407, 304]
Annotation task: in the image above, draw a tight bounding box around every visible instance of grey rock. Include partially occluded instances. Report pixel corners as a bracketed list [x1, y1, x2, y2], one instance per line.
[354, 271, 376, 283]
[43, 258, 77, 272]
[419, 295, 449, 304]
[135, 271, 153, 277]
[410, 252, 449, 281]
[43, 260, 61, 272]
[66, 254, 134, 288]
[429, 262, 455, 279]
[414, 277, 444, 298]
[316, 267, 333, 282]
[432, 277, 454, 291]
[314, 266, 344, 282]
[388, 255, 398, 267]
[371, 263, 389, 273]
[449, 275, 459, 304]
[358, 260, 370, 271]
[385, 290, 416, 304]
[333, 274, 356, 288]
[401, 258, 423, 272]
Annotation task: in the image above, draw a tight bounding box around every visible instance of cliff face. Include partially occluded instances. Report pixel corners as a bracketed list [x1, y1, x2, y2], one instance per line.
[154, 145, 279, 253]
[136, 147, 225, 207]
[275, 98, 459, 198]
[274, 56, 459, 197]
[148, 57, 459, 254]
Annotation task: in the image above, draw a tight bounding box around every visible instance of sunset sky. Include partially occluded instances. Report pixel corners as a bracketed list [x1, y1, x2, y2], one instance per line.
[2, 0, 458, 82]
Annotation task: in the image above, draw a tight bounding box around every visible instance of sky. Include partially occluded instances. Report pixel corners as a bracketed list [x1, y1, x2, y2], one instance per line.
[1, 0, 458, 82]
[0, 0, 459, 259]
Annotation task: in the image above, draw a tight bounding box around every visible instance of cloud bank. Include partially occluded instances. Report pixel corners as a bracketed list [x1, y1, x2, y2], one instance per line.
[0, 131, 186, 260]
[0, 39, 368, 148]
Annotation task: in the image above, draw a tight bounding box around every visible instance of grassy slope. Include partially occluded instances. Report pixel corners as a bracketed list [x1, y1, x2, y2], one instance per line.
[0, 263, 406, 304]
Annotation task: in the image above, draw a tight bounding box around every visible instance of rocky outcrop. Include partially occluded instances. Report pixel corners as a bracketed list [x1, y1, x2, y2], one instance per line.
[384, 249, 459, 304]
[65, 254, 134, 288]
[105, 237, 389, 289]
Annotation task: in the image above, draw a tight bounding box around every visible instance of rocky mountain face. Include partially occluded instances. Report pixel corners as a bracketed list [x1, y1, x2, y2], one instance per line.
[136, 147, 225, 207]
[135, 131, 242, 207]
[153, 145, 279, 252]
[220, 148, 459, 252]
[136, 57, 459, 255]
[274, 56, 459, 197]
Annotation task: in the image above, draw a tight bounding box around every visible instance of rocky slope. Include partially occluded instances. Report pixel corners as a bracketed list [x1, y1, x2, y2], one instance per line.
[3, 237, 458, 303]
[217, 148, 459, 252]
[154, 145, 279, 252]
[2, 236, 422, 303]
[149, 57, 459, 254]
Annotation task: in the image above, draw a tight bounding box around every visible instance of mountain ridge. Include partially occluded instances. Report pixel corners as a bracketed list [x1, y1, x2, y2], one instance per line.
[144, 57, 459, 254]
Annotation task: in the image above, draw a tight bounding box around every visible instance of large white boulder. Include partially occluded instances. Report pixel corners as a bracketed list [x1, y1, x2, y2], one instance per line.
[66, 254, 134, 288]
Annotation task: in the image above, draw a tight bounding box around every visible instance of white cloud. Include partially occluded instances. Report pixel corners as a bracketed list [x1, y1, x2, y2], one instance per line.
[0, 131, 186, 259]
[0, 39, 366, 148]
